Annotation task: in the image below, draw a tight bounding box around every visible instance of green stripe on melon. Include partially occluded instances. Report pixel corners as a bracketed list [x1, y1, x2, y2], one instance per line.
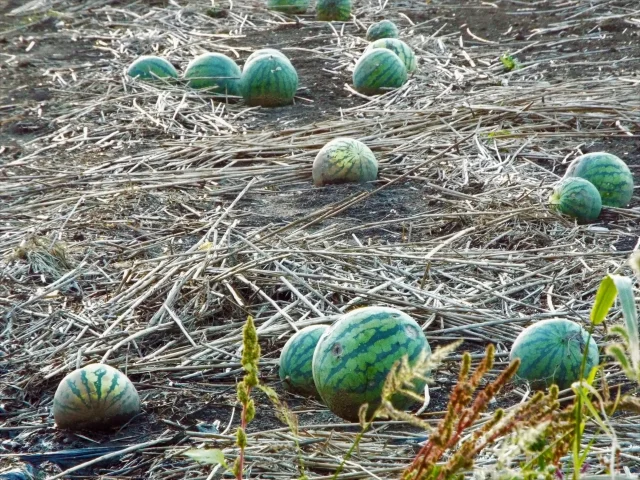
[184, 53, 241, 95]
[312, 306, 431, 422]
[367, 38, 417, 73]
[127, 56, 178, 81]
[53, 364, 141, 430]
[563, 152, 634, 207]
[366, 20, 399, 42]
[549, 177, 602, 223]
[246, 48, 288, 65]
[316, 0, 351, 21]
[267, 0, 309, 14]
[240, 53, 298, 107]
[509, 319, 599, 391]
[312, 137, 378, 186]
[279, 325, 328, 397]
[353, 48, 408, 95]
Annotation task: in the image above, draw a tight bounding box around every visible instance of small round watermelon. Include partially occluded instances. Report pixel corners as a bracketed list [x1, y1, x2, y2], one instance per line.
[312, 306, 431, 422]
[53, 364, 141, 430]
[127, 56, 178, 81]
[549, 177, 602, 223]
[279, 325, 328, 397]
[509, 319, 599, 391]
[563, 152, 634, 208]
[240, 53, 298, 107]
[366, 20, 399, 42]
[267, 0, 309, 14]
[246, 48, 288, 65]
[316, 0, 351, 21]
[367, 38, 417, 73]
[352, 48, 408, 95]
[184, 53, 241, 95]
[312, 137, 378, 186]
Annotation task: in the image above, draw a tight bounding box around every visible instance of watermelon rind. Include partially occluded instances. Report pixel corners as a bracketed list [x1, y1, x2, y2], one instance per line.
[127, 55, 178, 81]
[509, 319, 599, 391]
[184, 52, 241, 95]
[312, 306, 431, 422]
[549, 177, 602, 223]
[240, 54, 299, 107]
[316, 0, 351, 21]
[312, 137, 378, 186]
[352, 48, 408, 95]
[53, 363, 141, 430]
[366, 38, 417, 73]
[267, 0, 309, 14]
[279, 325, 329, 397]
[563, 152, 634, 208]
[366, 20, 399, 42]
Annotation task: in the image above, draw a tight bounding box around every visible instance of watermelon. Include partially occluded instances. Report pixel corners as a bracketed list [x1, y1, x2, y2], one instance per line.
[312, 137, 378, 186]
[563, 152, 634, 208]
[509, 319, 599, 391]
[312, 306, 431, 422]
[279, 325, 329, 397]
[267, 0, 309, 14]
[316, 0, 351, 21]
[366, 20, 399, 42]
[352, 48, 408, 95]
[184, 53, 241, 95]
[53, 364, 141, 430]
[549, 177, 602, 223]
[367, 38, 417, 73]
[240, 53, 298, 107]
[127, 55, 178, 81]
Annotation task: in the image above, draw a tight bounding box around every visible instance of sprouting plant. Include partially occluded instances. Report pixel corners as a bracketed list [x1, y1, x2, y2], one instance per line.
[500, 53, 521, 72]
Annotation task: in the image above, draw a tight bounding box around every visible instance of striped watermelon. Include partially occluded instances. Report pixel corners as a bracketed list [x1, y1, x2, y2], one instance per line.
[367, 38, 417, 73]
[366, 20, 399, 42]
[267, 0, 309, 14]
[312, 306, 431, 422]
[316, 0, 351, 21]
[312, 137, 378, 186]
[563, 152, 634, 207]
[549, 177, 602, 223]
[510, 319, 599, 391]
[240, 53, 298, 107]
[53, 364, 140, 430]
[352, 48, 408, 95]
[127, 56, 178, 81]
[279, 325, 328, 397]
[184, 53, 241, 95]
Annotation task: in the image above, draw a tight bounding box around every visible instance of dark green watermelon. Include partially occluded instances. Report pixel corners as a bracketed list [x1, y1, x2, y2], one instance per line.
[279, 325, 328, 397]
[563, 152, 634, 207]
[184, 53, 241, 95]
[127, 56, 178, 81]
[510, 319, 599, 391]
[352, 48, 408, 95]
[312, 306, 431, 422]
[316, 0, 351, 21]
[366, 20, 400, 42]
[240, 53, 298, 107]
[312, 137, 378, 186]
[549, 177, 602, 223]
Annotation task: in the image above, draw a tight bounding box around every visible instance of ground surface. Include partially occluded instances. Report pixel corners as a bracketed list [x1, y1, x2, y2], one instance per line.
[1, 0, 639, 478]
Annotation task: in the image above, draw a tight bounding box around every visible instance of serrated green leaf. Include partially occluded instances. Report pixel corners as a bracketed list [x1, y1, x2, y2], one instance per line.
[590, 275, 617, 325]
[183, 448, 228, 468]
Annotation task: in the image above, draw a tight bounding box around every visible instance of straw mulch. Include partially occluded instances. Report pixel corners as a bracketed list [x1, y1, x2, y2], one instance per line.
[1, 0, 639, 478]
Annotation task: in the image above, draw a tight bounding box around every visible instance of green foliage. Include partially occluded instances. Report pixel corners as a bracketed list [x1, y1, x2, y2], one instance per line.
[500, 53, 521, 71]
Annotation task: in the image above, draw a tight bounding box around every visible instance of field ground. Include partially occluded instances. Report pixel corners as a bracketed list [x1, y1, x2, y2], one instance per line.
[1, 0, 639, 478]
